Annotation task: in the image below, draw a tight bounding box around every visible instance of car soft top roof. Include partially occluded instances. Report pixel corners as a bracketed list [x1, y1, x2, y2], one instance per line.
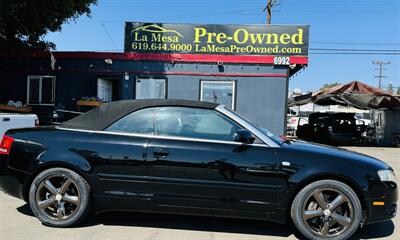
[60, 99, 219, 131]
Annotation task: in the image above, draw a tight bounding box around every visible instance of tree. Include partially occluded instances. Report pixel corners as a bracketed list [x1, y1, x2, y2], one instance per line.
[397, 87, 400, 95]
[0, 0, 97, 50]
[320, 82, 341, 90]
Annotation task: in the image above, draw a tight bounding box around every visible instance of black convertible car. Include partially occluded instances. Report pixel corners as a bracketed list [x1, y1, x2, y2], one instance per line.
[0, 99, 397, 240]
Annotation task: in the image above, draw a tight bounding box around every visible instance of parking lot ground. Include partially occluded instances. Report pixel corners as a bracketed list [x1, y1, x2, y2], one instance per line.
[1, 147, 399, 240]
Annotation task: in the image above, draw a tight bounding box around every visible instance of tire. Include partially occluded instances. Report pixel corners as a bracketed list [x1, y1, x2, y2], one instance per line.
[29, 167, 91, 227]
[291, 180, 362, 240]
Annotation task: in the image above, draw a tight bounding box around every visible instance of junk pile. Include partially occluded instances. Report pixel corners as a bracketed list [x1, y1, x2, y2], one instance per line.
[289, 81, 400, 110]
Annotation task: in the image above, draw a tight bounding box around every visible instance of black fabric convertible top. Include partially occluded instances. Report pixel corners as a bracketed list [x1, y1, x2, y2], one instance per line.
[60, 99, 219, 131]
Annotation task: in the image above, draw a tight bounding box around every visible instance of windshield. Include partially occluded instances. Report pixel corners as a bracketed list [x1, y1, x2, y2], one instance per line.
[225, 108, 283, 144]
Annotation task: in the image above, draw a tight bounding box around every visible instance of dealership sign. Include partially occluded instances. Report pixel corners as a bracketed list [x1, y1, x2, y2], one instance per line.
[124, 22, 309, 56]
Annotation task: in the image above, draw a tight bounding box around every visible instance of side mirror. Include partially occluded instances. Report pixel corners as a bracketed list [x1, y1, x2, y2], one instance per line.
[233, 129, 255, 144]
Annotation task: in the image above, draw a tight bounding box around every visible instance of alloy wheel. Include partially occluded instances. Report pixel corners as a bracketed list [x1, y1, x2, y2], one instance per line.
[35, 174, 81, 221]
[302, 188, 354, 238]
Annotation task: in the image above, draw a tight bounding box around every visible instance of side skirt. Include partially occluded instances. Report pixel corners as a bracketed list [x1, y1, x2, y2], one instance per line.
[93, 195, 285, 224]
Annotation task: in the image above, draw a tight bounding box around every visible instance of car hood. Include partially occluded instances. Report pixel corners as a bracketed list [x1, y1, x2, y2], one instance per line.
[281, 140, 390, 170]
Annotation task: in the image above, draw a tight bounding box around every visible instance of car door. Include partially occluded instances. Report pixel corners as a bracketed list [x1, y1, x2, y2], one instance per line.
[89, 107, 154, 208]
[146, 106, 281, 216]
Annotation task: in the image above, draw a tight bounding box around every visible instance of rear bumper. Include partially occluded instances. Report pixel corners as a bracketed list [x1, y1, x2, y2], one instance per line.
[0, 155, 28, 200]
[365, 181, 398, 224]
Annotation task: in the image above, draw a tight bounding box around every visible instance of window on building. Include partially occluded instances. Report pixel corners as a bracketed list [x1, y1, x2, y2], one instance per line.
[136, 78, 166, 99]
[104, 107, 154, 134]
[27, 76, 56, 104]
[200, 81, 236, 110]
[154, 107, 241, 141]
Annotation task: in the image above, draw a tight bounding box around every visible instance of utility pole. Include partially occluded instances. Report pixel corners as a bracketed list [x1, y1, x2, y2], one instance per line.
[372, 61, 390, 89]
[263, 0, 278, 24]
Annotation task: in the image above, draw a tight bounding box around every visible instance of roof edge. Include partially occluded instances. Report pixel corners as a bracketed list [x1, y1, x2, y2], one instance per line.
[0, 50, 308, 65]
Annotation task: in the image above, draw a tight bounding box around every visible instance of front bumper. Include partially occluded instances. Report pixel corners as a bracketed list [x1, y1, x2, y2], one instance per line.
[0, 155, 28, 200]
[365, 181, 398, 224]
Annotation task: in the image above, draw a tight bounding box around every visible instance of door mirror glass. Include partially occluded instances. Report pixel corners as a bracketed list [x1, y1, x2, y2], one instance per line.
[233, 129, 255, 144]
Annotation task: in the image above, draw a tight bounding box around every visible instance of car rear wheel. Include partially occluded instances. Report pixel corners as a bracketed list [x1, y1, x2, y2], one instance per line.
[291, 180, 362, 240]
[29, 167, 90, 227]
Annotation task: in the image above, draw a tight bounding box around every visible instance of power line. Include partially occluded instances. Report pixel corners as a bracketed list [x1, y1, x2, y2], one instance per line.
[263, 0, 281, 24]
[311, 41, 400, 46]
[100, 23, 118, 50]
[274, 9, 399, 13]
[77, 8, 264, 23]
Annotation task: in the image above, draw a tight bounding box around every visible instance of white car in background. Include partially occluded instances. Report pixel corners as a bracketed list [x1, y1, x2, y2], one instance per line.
[0, 113, 38, 136]
[287, 116, 309, 136]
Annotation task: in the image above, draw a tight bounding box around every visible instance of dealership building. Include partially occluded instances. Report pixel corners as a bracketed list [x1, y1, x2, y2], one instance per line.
[0, 22, 309, 135]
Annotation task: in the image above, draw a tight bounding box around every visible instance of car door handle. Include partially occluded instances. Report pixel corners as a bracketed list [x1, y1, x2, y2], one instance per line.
[2, 118, 10, 122]
[153, 150, 169, 158]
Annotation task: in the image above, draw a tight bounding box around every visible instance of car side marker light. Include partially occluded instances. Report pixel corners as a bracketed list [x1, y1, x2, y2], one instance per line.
[373, 201, 385, 206]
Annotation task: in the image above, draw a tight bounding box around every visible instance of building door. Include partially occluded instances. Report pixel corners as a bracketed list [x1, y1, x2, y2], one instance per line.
[97, 78, 113, 102]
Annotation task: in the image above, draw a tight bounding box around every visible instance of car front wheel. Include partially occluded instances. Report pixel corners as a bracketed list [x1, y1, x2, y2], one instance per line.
[291, 179, 362, 240]
[28, 167, 90, 227]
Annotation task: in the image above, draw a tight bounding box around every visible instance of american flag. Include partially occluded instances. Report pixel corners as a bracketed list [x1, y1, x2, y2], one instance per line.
[50, 51, 56, 70]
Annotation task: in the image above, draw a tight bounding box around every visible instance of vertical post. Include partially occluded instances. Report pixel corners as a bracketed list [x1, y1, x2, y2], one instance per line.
[372, 61, 391, 89]
[267, 0, 272, 24]
[379, 62, 383, 89]
[263, 0, 275, 24]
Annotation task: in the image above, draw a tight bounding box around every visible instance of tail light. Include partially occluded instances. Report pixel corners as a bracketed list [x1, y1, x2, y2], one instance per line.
[35, 119, 40, 127]
[0, 135, 14, 155]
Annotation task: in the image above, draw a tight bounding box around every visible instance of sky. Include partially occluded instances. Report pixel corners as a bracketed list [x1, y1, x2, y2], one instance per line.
[45, 0, 400, 92]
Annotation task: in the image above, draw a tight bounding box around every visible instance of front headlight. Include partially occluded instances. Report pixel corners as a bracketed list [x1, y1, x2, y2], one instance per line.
[378, 170, 397, 182]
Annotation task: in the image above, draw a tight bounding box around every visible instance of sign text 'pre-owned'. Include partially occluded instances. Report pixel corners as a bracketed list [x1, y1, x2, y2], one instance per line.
[124, 22, 309, 56]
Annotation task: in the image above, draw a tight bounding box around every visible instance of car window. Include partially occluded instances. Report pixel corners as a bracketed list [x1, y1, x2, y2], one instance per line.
[104, 107, 154, 134]
[155, 107, 241, 141]
[225, 107, 281, 144]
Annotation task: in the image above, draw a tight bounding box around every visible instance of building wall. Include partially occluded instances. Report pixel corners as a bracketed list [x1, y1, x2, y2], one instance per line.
[374, 110, 400, 146]
[166, 75, 287, 135]
[0, 56, 289, 135]
[135, 62, 288, 135]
